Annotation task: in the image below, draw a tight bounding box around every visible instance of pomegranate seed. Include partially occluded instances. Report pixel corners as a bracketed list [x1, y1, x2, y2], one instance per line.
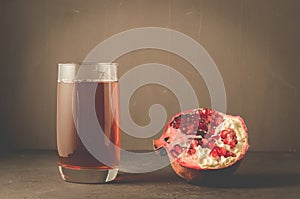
[173, 122, 180, 129]
[190, 140, 199, 148]
[228, 129, 235, 136]
[220, 128, 238, 148]
[202, 109, 208, 117]
[198, 122, 208, 131]
[228, 140, 238, 148]
[220, 147, 227, 156]
[187, 148, 196, 155]
[171, 116, 182, 129]
[220, 130, 228, 139]
[215, 146, 222, 154]
[230, 152, 236, 157]
[198, 122, 205, 130]
[206, 115, 212, 123]
[225, 150, 236, 157]
[210, 148, 219, 158]
[204, 108, 211, 117]
[210, 146, 236, 158]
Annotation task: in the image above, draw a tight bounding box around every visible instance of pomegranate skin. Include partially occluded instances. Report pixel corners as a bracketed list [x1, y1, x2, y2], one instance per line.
[171, 159, 242, 183]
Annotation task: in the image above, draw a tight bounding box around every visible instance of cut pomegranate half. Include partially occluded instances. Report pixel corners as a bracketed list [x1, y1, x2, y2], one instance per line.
[153, 108, 249, 182]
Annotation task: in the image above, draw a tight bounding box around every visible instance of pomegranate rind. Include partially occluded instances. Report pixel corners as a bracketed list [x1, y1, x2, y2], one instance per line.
[171, 158, 242, 183]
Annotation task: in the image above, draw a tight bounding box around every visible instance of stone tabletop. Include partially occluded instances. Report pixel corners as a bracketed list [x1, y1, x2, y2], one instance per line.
[0, 151, 299, 199]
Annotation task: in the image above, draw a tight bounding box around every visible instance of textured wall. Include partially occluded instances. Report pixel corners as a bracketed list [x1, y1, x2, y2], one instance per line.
[0, 0, 299, 151]
[0, 0, 6, 151]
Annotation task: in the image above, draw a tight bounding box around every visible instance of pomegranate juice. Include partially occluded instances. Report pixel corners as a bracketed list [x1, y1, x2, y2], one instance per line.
[57, 81, 120, 170]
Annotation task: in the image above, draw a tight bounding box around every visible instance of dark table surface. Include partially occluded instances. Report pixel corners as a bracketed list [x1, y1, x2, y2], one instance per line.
[0, 151, 299, 199]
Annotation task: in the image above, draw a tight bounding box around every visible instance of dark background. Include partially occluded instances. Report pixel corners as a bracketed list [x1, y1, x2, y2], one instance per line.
[0, 0, 299, 152]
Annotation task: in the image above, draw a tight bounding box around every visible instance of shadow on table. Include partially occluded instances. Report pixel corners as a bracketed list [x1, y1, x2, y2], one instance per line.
[115, 170, 183, 184]
[115, 171, 300, 188]
[192, 173, 300, 188]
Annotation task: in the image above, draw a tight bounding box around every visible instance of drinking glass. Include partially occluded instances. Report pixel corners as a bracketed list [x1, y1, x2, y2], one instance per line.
[56, 63, 120, 183]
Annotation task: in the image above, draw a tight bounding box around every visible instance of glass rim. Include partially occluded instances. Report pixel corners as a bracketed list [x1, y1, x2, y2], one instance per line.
[57, 62, 118, 83]
[58, 62, 119, 67]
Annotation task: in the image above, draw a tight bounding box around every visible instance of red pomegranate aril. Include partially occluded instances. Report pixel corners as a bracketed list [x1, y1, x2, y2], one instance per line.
[228, 140, 238, 148]
[229, 133, 235, 138]
[171, 116, 182, 129]
[190, 139, 199, 148]
[210, 148, 219, 158]
[220, 147, 227, 156]
[225, 150, 236, 158]
[206, 115, 212, 123]
[202, 108, 211, 118]
[198, 122, 208, 131]
[175, 116, 181, 121]
[173, 122, 180, 129]
[215, 146, 222, 154]
[209, 146, 235, 159]
[223, 139, 229, 145]
[187, 148, 196, 155]
[220, 130, 228, 139]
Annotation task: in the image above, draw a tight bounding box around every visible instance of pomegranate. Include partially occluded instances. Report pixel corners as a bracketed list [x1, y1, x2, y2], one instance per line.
[153, 108, 249, 182]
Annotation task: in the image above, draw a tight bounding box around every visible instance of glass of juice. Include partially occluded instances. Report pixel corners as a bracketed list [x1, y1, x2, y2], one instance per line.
[56, 63, 120, 183]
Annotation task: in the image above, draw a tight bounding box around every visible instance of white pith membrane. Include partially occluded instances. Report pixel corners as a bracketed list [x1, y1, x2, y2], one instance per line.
[166, 110, 248, 170]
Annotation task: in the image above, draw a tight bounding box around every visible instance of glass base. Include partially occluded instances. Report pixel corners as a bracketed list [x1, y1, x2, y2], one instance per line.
[58, 166, 118, 183]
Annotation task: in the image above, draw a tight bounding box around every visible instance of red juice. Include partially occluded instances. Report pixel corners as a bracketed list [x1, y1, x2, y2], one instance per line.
[56, 81, 120, 170]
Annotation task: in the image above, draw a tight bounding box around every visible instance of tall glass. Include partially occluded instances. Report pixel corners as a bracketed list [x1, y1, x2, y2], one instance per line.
[56, 63, 120, 183]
